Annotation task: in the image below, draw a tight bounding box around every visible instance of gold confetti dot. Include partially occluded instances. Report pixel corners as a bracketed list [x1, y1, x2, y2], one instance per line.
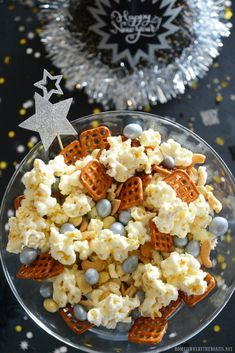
[190, 80, 198, 89]
[19, 108, 26, 116]
[19, 38, 27, 45]
[90, 120, 99, 128]
[226, 233, 232, 243]
[213, 176, 222, 183]
[143, 104, 151, 112]
[92, 108, 101, 114]
[213, 325, 221, 333]
[215, 137, 224, 146]
[213, 63, 219, 69]
[27, 141, 34, 149]
[217, 254, 225, 263]
[203, 339, 207, 343]
[15, 325, 22, 332]
[8, 4, 14, 11]
[220, 262, 227, 270]
[221, 80, 229, 88]
[4, 56, 12, 65]
[224, 7, 233, 20]
[215, 275, 222, 282]
[32, 7, 39, 14]
[215, 94, 223, 103]
[35, 28, 42, 34]
[13, 161, 18, 167]
[0, 161, 8, 169]
[8, 130, 15, 138]
[0, 77, 5, 85]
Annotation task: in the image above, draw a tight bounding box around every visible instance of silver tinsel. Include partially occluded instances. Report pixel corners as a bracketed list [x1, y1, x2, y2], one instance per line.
[38, 0, 231, 109]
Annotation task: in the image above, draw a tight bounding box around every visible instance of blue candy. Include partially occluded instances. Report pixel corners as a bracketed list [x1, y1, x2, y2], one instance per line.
[131, 308, 141, 320]
[84, 268, 99, 285]
[19, 247, 38, 265]
[116, 321, 133, 332]
[73, 304, 87, 321]
[110, 222, 126, 237]
[96, 199, 112, 218]
[122, 255, 139, 273]
[60, 223, 75, 234]
[173, 236, 188, 248]
[123, 123, 143, 139]
[135, 290, 145, 304]
[118, 211, 132, 225]
[40, 282, 53, 298]
[209, 217, 228, 237]
[185, 240, 200, 257]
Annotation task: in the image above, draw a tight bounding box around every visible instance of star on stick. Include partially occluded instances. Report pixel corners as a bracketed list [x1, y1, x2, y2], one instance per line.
[19, 92, 77, 151]
[34, 69, 63, 100]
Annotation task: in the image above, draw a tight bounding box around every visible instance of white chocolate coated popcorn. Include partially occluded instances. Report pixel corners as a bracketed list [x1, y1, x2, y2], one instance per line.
[99, 136, 148, 182]
[161, 252, 207, 296]
[139, 129, 161, 147]
[62, 193, 93, 218]
[87, 294, 139, 328]
[125, 220, 150, 244]
[160, 139, 193, 167]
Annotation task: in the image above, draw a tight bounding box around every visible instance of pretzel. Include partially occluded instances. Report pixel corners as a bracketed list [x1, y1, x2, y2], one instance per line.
[152, 165, 171, 176]
[180, 273, 216, 307]
[80, 126, 111, 156]
[14, 195, 25, 210]
[160, 297, 182, 319]
[16, 252, 64, 280]
[60, 140, 83, 165]
[119, 177, 143, 210]
[80, 159, 112, 201]
[164, 169, 199, 203]
[128, 317, 168, 344]
[137, 172, 153, 188]
[121, 136, 141, 147]
[59, 304, 94, 334]
[149, 219, 174, 253]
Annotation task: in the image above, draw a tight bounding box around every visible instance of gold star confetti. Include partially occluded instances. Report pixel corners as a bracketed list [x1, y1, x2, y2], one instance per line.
[220, 262, 227, 270]
[15, 325, 22, 332]
[90, 120, 99, 128]
[221, 80, 229, 88]
[0, 77, 5, 85]
[190, 80, 198, 89]
[224, 7, 233, 20]
[27, 141, 34, 149]
[92, 107, 101, 114]
[8, 130, 15, 138]
[217, 254, 225, 263]
[226, 231, 232, 243]
[7, 4, 14, 11]
[4, 56, 12, 65]
[213, 325, 221, 333]
[215, 94, 223, 103]
[215, 137, 224, 146]
[0, 161, 8, 169]
[143, 104, 151, 112]
[213, 63, 219, 69]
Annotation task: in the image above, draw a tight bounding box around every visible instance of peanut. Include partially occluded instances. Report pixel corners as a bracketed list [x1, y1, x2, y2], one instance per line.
[77, 274, 92, 294]
[81, 259, 107, 272]
[99, 271, 110, 285]
[200, 240, 212, 268]
[103, 216, 116, 229]
[115, 183, 124, 198]
[80, 217, 88, 232]
[192, 153, 206, 165]
[81, 230, 96, 240]
[140, 242, 153, 258]
[100, 291, 111, 301]
[111, 199, 121, 215]
[43, 299, 58, 313]
[79, 299, 93, 310]
[69, 216, 82, 227]
[125, 285, 136, 297]
[120, 282, 126, 296]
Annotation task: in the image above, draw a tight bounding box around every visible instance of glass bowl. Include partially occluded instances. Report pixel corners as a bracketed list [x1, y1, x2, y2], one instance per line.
[0, 111, 235, 353]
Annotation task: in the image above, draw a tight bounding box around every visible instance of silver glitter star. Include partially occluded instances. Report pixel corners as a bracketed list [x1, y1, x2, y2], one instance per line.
[34, 69, 63, 100]
[19, 92, 77, 151]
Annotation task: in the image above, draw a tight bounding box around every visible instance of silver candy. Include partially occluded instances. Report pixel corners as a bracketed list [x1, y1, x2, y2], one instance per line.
[118, 211, 132, 225]
[73, 304, 87, 321]
[173, 236, 188, 248]
[185, 240, 200, 257]
[123, 123, 143, 139]
[60, 223, 75, 234]
[110, 222, 126, 237]
[116, 322, 133, 332]
[209, 217, 228, 237]
[131, 308, 141, 320]
[40, 282, 53, 298]
[162, 156, 175, 169]
[96, 199, 112, 218]
[135, 290, 145, 304]
[19, 247, 38, 265]
[84, 268, 99, 285]
[122, 255, 139, 273]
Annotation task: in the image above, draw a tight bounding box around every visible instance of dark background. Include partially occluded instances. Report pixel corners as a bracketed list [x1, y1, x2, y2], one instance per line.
[0, 1, 235, 352]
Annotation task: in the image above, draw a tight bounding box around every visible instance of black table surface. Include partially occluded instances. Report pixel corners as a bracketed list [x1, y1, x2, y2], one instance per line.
[0, 1, 235, 352]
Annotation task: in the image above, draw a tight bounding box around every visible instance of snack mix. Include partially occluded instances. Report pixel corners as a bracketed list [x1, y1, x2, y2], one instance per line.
[7, 123, 229, 345]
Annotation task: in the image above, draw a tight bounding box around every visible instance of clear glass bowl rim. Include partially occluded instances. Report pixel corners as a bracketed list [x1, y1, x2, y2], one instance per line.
[0, 110, 234, 353]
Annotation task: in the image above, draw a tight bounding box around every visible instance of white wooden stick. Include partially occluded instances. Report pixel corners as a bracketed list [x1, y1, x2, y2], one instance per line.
[57, 135, 64, 150]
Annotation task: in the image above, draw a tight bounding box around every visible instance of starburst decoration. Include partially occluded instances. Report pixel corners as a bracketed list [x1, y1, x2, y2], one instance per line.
[88, 0, 182, 68]
[20, 340, 29, 351]
[19, 69, 77, 151]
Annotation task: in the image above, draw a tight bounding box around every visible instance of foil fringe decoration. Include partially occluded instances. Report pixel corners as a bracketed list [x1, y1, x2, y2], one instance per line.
[38, 0, 231, 109]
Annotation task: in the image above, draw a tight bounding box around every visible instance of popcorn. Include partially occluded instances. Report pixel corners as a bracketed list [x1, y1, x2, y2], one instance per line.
[130, 206, 156, 224]
[62, 193, 93, 218]
[52, 265, 81, 307]
[144, 148, 163, 174]
[99, 136, 148, 182]
[160, 139, 193, 167]
[74, 240, 92, 260]
[49, 227, 82, 265]
[90, 229, 139, 262]
[49, 155, 75, 177]
[125, 220, 151, 244]
[197, 166, 207, 186]
[161, 252, 207, 296]
[139, 129, 161, 147]
[87, 294, 139, 328]
[145, 181, 176, 210]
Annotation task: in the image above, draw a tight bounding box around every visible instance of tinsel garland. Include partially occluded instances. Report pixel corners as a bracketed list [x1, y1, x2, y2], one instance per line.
[38, 0, 231, 109]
